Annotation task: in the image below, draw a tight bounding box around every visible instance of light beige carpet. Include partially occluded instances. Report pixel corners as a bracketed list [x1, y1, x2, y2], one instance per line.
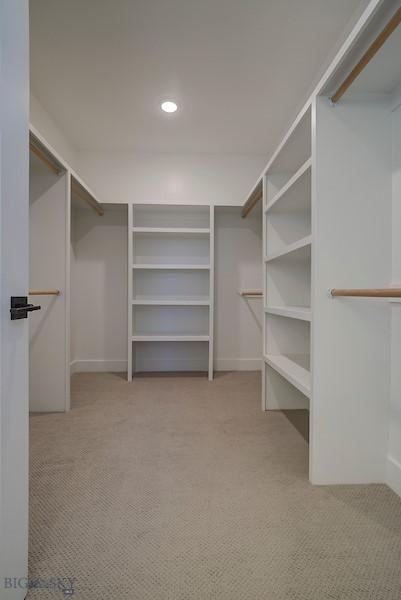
[29, 372, 401, 599]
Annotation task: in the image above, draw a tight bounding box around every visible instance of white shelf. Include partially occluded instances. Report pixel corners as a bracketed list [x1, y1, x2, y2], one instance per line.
[132, 263, 210, 270]
[265, 305, 311, 321]
[132, 297, 210, 306]
[266, 158, 312, 213]
[265, 235, 312, 262]
[132, 227, 210, 234]
[132, 335, 210, 342]
[264, 353, 311, 398]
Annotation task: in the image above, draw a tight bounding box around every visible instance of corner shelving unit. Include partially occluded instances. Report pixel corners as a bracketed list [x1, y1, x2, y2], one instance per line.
[128, 204, 214, 380]
[242, 0, 401, 490]
[263, 105, 312, 411]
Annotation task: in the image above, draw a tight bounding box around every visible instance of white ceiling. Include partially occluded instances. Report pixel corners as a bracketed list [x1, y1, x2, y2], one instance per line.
[30, 0, 368, 155]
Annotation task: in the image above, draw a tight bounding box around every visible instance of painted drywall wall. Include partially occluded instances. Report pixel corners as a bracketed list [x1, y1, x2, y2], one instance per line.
[30, 93, 80, 171]
[78, 151, 266, 207]
[29, 159, 69, 411]
[215, 205, 263, 370]
[31, 101, 264, 372]
[71, 203, 262, 373]
[388, 100, 401, 496]
[70, 204, 128, 373]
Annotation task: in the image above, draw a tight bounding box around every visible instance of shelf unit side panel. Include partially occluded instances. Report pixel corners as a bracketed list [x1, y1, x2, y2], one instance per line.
[310, 96, 392, 484]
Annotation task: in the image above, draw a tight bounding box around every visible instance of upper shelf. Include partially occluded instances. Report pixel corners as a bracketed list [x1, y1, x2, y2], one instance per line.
[71, 175, 104, 216]
[324, 2, 401, 101]
[268, 106, 311, 179]
[29, 131, 66, 176]
[132, 227, 210, 235]
[30, 126, 105, 216]
[241, 178, 263, 218]
[266, 158, 311, 213]
[133, 205, 210, 229]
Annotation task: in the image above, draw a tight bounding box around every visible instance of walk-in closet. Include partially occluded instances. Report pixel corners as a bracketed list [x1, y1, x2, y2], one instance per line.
[9, 0, 401, 597]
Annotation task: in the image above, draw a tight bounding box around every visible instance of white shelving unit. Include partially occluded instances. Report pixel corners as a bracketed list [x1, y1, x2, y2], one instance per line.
[263, 105, 312, 414]
[128, 204, 214, 380]
[246, 0, 401, 490]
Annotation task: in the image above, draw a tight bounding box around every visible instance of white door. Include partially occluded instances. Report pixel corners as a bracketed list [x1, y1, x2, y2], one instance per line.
[0, 0, 30, 598]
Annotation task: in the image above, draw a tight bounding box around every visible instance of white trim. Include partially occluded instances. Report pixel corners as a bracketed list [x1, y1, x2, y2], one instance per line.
[387, 455, 401, 498]
[208, 205, 215, 380]
[70, 359, 128, 374]
[215, 358, 262, 371]
[65, 171, 71, 410]
[71, 358, 262, 373]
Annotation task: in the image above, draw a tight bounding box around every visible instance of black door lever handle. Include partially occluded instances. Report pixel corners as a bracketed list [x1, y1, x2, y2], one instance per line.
[10, 297, 42, 320]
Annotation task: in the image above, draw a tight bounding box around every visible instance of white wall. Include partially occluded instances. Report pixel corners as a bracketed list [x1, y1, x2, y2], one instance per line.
[71, 202, 263, 373]
[30, 93, 80, 172]
[30, 101, 265, 373]
[78, 151, 266, 207]
[388, 99, 401, 496]
[70, 204, 128, 373]
[215, 205, 262, 370]
[29, 159, 69, 411]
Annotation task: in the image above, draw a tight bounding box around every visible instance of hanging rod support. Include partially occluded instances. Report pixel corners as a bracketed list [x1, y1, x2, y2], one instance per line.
[331, 7, 401, 103]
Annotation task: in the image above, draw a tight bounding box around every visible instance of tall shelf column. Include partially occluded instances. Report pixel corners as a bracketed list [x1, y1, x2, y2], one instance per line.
[128, 204, 214, 379]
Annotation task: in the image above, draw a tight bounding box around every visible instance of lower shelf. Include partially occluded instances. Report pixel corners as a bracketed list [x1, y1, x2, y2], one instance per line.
[265, 305, 311, 321]
[264, 353, 311, 398]
[132, 335, 210, 342]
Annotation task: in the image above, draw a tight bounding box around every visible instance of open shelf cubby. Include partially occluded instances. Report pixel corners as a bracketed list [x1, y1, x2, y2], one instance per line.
[133, 204, 210, 229]
[264, 314, 311, 401]
[265, 161, 311, 257]
[266, 106, 311, 198]
[265, 252, 311, 309]
[133, 230, 210, 268]
[128, 204, 214, 380]
[132, 305, 210, 337]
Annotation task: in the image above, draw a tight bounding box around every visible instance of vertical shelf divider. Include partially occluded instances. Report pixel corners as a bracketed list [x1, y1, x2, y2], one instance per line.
[208, 205, 215, 380]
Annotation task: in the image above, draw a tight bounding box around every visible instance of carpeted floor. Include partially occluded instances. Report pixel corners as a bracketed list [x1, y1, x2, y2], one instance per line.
[29, 371, 401, 599]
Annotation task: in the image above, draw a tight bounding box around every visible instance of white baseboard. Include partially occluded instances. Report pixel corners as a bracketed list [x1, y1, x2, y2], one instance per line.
[215, 358, 262, 371]
[135, 358, 208, 372]
[387, 455, 401, 498]
[70, 359, 128, 374]
[70, 357, 262, 374]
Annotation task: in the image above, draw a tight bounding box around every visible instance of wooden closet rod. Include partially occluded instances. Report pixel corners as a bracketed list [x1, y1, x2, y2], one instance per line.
[331, 7, 401, 103]
[331, 288, 401, 298]
[29, 289, 60, 296]
[29, 141, 63, 176]
[242, 179, 263, 218]
[239, 290, 263, 297]
[71, 178, 105, 216]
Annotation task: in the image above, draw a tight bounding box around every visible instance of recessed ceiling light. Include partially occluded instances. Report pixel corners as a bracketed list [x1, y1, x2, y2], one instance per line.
[161, 101, 178, 113]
